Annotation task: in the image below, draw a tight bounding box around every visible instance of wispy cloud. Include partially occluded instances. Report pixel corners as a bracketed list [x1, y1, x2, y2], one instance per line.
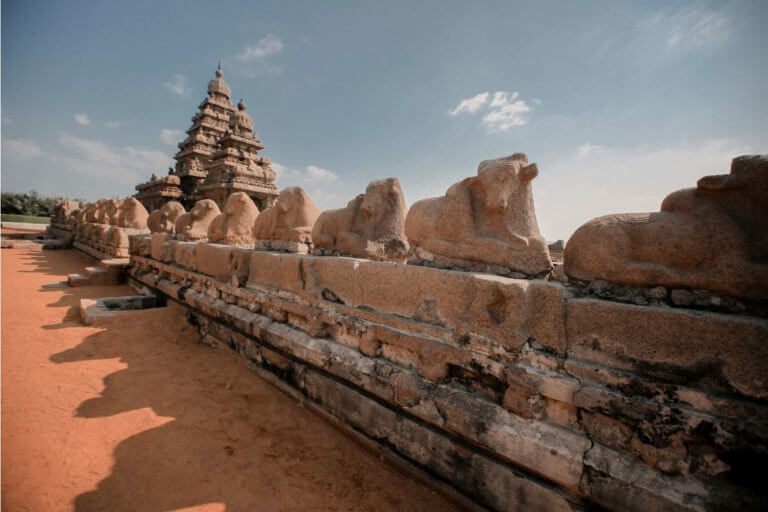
[305, 165, 338, 183]
[47, 133, 174, 184]
[160, 128, 184, 146]
[2, 138, 43, 160]
[273, 163, 338, 183]
[238, 34, 284, 61]
[642, 8, 729, 50]
[74, 113, 90, 125]
[164, 74, 192, 97]
[237, 34, 285, 78]
[272, 162, 349, 210]
[449, 91, 534, 131]
[448, 93, 489, 116]
[105, 121, 120, 128]
[575, 142, 606, 159]
[667, 9, 728, 48]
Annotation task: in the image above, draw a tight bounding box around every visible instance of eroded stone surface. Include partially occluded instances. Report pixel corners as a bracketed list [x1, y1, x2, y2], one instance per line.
[252, 187, 320, 251]
[117, 198, 150, 230]
[207, 192, 259, 246]
[405, 153, 551, 276]
[565, 154, 768, 300]
[175, 199, 221, 241]
[106, 199, 125, 225]
[148, 201, 186, 234]
[312, 178, 409, 262]
[127, 241, 768, 512]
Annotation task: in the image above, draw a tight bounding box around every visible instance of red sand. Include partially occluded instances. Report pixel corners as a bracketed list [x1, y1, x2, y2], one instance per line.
[2, 241, 461, 511]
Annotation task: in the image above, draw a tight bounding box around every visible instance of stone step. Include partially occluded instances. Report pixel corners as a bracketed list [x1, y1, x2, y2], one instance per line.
[67, 262, 127, 287]
[67, 273, 88, 287]
[99, 258, 130, 271]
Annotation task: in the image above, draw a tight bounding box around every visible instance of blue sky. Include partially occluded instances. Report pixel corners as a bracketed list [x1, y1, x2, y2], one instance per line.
[2, 0, 766, 240]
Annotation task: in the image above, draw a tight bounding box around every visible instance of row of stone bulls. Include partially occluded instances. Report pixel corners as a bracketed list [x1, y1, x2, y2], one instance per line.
[49, 197, 150, 258]
[53, 151, 767, 301]
[141, 152, 553, 277]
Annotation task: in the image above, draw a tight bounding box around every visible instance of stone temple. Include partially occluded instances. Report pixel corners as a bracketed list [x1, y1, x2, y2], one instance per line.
[134, 64, 278, 212]
[34, 62, 768, 512]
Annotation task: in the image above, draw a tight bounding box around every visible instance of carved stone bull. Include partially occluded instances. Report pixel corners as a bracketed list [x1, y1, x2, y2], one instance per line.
[175, 199, 221, 242]
[207, 192, 260, 246]
[117, 198, 149, 230]
[565, 154, 768, 300]
[312, 178, 409, 262]
[252, 187, 319, 246]
[405, 153, 551, 276]
[148, 201, 186, 234]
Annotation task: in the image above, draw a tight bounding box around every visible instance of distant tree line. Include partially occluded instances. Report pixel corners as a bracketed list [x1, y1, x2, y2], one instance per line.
[0, 191, 82, 217]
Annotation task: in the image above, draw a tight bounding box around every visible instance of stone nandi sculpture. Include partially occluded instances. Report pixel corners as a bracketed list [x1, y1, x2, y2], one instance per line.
[207, 192, 260, 246]
[90, 200, 113, 246]
[117, 197, 149, 230]
[405, 153, 551, 276]
[106, 199, 124, 225]
[312, 178, 409, 262]
[565, 154, 768, 300]
[103, 198, 151, 258]
[148, 201, 186, 234]
[175, 199, 221, 241]
[252, 187, 320, 253]
[75, 203, 95, 242]
[51, 199, 80, 226]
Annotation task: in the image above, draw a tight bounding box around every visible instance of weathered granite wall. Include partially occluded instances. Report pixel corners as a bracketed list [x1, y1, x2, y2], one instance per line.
[128, 236, 768, 511]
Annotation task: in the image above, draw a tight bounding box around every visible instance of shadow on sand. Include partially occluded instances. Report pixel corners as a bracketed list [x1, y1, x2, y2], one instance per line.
[39, 251, 456, 511]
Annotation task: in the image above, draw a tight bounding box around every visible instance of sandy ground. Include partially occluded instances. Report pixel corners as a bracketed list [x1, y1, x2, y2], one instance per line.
[2, 237, 461, 512]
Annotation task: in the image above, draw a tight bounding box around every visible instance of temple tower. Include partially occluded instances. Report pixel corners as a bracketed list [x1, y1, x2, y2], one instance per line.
[197, 100, 278, 210]
[173, 63, 236, 208]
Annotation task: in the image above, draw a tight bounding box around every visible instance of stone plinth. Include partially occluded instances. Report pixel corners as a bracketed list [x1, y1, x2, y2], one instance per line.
[129, 237, 768, 512]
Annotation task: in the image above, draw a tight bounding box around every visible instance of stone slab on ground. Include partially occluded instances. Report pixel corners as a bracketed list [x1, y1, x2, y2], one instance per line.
[0, 222, 48, 231]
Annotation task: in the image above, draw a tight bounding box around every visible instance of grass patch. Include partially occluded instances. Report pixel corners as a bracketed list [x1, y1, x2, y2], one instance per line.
[1, 214, 51, 224]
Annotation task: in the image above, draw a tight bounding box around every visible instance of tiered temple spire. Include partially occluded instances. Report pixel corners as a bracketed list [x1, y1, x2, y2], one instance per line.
[197, 99, 278, 210]
[135, 63, 277, 211]
[173, 64, 237, 203]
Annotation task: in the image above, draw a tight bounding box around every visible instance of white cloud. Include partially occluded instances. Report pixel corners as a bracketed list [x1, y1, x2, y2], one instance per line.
[236, 34, 285, 78]
[160, 128, 184, 146]
[273, 162, 338, 183]
[305, 165, 338, 183]
[482, 92, 531, 131]
[535, 140, 751, 242]
[238, 34, 284, 61]
[105, 121, 120, 128]
[2, 138, 43, 160]
[667, 9, 728, 48]
[575, 143, 606, 159]
[164, 74, 191, 97]
[448, 93, 489, 116]
[449, 91, 534, 131]
[271, 162, 347, 210]
[47, 133, 174, 185]
[74, 113, 90, 125]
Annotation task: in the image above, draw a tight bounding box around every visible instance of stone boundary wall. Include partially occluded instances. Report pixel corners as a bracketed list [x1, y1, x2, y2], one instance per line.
[128, 235, 768, 511]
